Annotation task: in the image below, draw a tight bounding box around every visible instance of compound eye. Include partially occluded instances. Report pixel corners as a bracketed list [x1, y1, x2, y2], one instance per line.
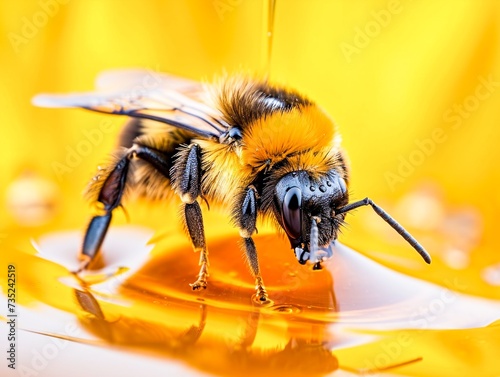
[282, 187, 302, 239]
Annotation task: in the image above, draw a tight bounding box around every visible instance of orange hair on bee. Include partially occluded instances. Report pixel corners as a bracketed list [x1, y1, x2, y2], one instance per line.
[200, 76, 349, 211]
[241, 105, 342, 175]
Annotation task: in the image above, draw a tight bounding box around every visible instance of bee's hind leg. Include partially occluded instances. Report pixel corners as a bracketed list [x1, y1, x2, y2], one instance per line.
[78, 144, 171, 273]
[234, 186, 269, 303]
[171, 143, 209, 290]
[77, 154, 130, 273]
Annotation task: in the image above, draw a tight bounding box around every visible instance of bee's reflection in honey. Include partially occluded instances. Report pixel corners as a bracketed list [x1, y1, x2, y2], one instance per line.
[75, 286, 339, 376]
[73, 235, 340, 376]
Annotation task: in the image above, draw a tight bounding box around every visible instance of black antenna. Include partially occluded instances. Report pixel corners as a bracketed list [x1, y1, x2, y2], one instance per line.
[336, 197, 431, 264]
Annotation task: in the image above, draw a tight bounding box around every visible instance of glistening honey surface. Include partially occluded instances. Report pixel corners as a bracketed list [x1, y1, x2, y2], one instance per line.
[3, 219, 500, 377]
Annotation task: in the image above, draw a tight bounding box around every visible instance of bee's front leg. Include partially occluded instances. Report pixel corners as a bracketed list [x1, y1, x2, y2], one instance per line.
[234, 186, 269, 303]
[171, 143, 209, 290]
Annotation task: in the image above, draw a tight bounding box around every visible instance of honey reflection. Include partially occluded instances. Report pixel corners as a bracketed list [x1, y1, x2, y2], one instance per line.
[73, 288, 338, 376]
[72, 234, 340, 376]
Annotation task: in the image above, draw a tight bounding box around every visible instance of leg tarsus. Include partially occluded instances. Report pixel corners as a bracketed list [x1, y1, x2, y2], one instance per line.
[254, 275, 269, 303]
[75, 255, 91, 274]
[190, 261, 208, 290]
[243, 237, 270, 304]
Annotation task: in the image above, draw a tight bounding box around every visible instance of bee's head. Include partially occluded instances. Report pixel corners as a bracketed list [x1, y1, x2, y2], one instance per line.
[273, 170, 348, 267]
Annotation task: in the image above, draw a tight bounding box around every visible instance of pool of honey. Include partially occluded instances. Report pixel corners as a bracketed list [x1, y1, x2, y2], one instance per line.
[2, 221, 500, 377]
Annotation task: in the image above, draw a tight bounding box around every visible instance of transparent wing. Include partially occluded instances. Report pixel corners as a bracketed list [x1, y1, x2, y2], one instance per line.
[32, 69, 229, 139]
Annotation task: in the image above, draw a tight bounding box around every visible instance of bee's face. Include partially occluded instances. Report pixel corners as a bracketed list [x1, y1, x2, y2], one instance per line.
[273, 170, 348, 264]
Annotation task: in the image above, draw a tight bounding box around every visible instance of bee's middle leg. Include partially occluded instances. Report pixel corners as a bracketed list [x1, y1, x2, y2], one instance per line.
[184, 201, 208, 290]
[172, 143, 209, 290]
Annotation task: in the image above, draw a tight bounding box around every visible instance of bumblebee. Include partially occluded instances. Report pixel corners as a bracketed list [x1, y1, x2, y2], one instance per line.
[33, 70, 431, 303]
